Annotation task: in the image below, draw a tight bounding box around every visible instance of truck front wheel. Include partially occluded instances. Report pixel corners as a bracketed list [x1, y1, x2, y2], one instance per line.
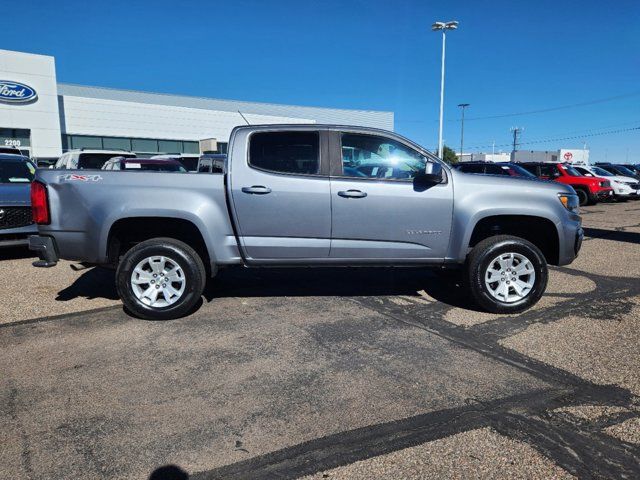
[466, 235, 548, 314]
[116, 238, 206, 320]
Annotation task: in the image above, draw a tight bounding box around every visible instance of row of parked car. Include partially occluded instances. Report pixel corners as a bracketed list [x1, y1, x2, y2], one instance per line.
[454, 161, 640, 205]
[0, 147, 227, 248]
[1, 139, 639, 251]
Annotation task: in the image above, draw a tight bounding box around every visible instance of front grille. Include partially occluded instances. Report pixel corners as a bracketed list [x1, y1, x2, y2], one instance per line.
[0, 207, 33, 230]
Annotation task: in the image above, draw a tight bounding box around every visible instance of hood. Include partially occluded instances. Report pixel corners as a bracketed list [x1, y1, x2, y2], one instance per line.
[610, 175, 638, 184]
[0, 183, 31, 206]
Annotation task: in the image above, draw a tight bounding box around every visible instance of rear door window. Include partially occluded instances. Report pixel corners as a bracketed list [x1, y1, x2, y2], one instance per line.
[520, 164, 538, 176]
[249, 131, 319, 175]
[484, 164, 505, 175]
[539, 164, 559, 178]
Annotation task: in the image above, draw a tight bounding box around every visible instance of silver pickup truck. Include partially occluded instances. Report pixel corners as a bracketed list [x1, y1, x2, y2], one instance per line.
[29, 125, 583, 320]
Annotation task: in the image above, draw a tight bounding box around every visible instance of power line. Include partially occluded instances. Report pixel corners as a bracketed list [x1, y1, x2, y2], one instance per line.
[457, 91, 640, 122]
[395, 91, 640, 125]
[468, 125, 640, 150]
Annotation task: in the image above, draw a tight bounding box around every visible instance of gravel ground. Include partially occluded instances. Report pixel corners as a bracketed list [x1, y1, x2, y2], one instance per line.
[1, 202, 638, 478]
[443, 269, 596, 327]
[0, 249, 118, 324]
[606, 418, 640, 445]
[501, 309, 640, 395]
[303, 428, 574, 480]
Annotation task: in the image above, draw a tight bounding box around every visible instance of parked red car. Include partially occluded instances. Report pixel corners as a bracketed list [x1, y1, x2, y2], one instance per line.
[520, 162, 613, 205]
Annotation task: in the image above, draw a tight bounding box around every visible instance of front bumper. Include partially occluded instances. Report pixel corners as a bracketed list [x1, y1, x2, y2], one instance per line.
[557, 214, 583, 266]
[595, 189, 614, 200]
[574, 227, 584, 257]
[28, 235, 59, 267]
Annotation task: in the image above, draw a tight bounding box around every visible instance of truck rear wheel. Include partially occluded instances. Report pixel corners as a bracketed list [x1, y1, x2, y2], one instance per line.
[116, 238, 206, 320]
[465, 235, 548, 314]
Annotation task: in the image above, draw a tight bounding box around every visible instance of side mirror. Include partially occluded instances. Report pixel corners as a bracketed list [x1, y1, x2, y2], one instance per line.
[423, 160, 443, 182]
[414, 160, 443, 189]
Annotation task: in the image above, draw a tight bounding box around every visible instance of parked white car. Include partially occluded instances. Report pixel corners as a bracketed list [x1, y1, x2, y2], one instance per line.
[53, 149, 136, 170]
[574, 165, 640, 201]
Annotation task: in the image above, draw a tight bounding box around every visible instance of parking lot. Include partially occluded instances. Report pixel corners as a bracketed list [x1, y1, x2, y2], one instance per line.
[1, 201, 639, 479]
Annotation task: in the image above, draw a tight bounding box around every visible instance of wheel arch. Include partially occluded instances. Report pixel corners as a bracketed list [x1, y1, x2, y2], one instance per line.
[467, 214, 560, 265]
[106, 215, 215, 275]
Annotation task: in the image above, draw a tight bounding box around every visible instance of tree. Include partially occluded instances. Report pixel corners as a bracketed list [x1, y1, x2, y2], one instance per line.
[441, 145, 458, 165]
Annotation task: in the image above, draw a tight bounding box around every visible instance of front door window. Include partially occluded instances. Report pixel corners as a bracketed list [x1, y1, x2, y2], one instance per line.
[340, 133, 427, 181]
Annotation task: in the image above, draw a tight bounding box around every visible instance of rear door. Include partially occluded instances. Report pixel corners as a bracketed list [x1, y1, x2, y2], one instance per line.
[229, 129, 331, 260]
[328, 131, 453, 261]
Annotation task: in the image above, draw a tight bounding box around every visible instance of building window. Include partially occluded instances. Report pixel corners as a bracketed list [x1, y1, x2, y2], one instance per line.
[1, 128, 31, 147]
[70, 135, 103, 149]
[131, 138, 159, 153]
[158, 140, 181, 153]
[103, 137, 132, 151]
[182, 141, 199, 154]
[61, 135, 203, 154]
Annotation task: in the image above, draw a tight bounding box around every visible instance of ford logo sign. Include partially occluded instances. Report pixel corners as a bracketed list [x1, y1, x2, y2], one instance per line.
[0, 81, 38, 104]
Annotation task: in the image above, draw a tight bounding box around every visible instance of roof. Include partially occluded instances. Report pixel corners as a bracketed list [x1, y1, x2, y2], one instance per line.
[57, 84, 394, 130]
[67, 149, 135, 155]
[0, 153, 31, 162]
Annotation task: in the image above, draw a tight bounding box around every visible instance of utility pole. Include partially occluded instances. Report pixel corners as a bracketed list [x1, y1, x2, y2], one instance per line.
[458, 103, 470, 160]
[510, 127, 523, 161]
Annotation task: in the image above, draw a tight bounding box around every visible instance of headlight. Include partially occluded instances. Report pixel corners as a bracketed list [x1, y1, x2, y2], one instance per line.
[558, 193, 580, 213]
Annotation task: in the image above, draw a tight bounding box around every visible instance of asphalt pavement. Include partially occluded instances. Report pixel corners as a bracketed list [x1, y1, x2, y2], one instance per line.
[1, 201, 639, 479]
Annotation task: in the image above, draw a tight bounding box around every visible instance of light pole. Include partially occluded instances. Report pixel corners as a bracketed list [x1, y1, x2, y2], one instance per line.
[432, 20, 459, 159]
[458, 103, 469, 160]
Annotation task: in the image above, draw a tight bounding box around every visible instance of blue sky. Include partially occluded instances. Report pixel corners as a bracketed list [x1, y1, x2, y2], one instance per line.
[2, 0, 639, 162]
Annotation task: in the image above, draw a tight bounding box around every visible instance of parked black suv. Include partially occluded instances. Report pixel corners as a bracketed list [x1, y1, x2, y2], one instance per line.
[454, 161, 537, 178]
[595, 163, 640, 181]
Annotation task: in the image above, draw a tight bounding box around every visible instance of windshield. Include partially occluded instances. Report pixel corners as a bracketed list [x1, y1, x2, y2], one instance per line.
[78, 153, 135, 169]
[178, 157, 199, 171]
[614, 165, 637, 177]
[0, 160, 35, 183]
[564, 165, 583, 176]
[591, 166, 613, 177]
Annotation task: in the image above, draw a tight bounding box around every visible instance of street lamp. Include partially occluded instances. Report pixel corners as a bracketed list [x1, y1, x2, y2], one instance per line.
[458, 103, 470, 160]
[432, 20, 459, 159]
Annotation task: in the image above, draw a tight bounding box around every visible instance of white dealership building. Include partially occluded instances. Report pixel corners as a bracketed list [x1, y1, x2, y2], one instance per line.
[0, 49, 394, 161]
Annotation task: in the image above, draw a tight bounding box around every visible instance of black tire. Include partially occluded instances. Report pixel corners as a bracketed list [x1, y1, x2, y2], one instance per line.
[574, 188, 589, 206]
[615, 195, 628, 203]
[116, 237, 206, 320]
[465, 235, 548, 314]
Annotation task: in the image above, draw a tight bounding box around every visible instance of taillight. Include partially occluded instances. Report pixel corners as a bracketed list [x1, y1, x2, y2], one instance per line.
[31, 181, 50, 225]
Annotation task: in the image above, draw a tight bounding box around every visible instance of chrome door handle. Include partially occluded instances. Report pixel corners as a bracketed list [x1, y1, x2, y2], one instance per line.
[338, 189, 367, 198]
[241, 186, 272, 194]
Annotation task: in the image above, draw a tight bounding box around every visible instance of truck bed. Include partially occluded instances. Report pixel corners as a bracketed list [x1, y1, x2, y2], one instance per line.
[34, 169, 240, 266]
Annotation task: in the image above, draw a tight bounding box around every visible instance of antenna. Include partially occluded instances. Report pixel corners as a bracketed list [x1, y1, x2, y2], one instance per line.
[238, 110, 251, 125]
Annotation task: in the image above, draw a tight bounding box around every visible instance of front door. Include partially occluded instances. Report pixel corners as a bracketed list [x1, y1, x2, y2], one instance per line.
[329, 131, 453, 261]
[229, 130, 331, 260]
